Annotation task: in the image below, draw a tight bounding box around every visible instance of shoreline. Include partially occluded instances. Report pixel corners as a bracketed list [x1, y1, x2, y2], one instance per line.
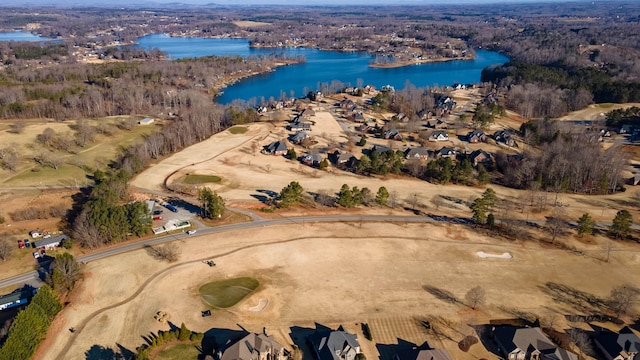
[211, 58, 302, 98]
[368, 55, 475, 68]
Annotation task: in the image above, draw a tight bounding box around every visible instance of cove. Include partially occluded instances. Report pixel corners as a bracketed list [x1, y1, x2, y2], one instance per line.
[136, 34, 509, 104]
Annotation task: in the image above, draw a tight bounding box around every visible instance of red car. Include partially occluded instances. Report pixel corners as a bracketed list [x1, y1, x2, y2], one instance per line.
[153, 216, 163, 221]
[17, 240, 25, 249]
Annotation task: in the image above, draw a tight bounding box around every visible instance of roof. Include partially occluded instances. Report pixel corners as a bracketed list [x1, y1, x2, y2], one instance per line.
[493, 326, 577, 360]
[307, 328, 360, 360]
[220, 333, 284, 360]
[594, 326, 640, 359]
[336, 152, 355, 163]
[431, 131, 448, 138]
[303, 153, 324, 163]
[405, 147, 430, 158]
[372, 145, 391, 154]
[438, 147, 456, 155]
[468, 130, 485, 138]
[290, 131, 310, 142]
[266, 141, 288, 153]
[470, 149, 490, 160]
[395, 348, 452, 360]
[32, 234, 68, 248]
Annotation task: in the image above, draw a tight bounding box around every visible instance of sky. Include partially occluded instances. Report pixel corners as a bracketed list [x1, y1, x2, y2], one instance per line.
[2, 0, 590, 6]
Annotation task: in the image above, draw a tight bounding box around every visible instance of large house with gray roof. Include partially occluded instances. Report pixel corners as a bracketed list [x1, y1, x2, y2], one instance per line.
[217, 332, 287, 360]
[492, 326, 577, 360]
[307, 326, 361, 360]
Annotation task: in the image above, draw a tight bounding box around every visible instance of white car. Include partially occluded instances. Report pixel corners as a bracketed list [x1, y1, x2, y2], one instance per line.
[33, 252, 40, 259]
[187, 230, 197, 235]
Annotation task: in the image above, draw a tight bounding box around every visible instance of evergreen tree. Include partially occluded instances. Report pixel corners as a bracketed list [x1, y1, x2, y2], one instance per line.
[470, 198, 488, 225]
[198, 187, 225, 219]
[576, 213, 595, 237]
[375, 186, 389, 206]
[279, 181, 304, 208]
[610, 210, 633, 239]
[51, 252, 82, 291]
[337, 184, 354, 207]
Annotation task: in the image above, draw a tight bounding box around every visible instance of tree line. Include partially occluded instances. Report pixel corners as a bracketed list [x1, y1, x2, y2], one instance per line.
[0, 285, 62, 360]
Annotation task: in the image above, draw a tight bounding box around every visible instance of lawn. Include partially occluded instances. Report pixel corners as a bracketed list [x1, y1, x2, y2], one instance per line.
[228, 126, 248, 134]
[156, 343, 201, 360]
[199, 277, 259, 308]
[0, 118, 159, 186]
[183, 174, 222, 185]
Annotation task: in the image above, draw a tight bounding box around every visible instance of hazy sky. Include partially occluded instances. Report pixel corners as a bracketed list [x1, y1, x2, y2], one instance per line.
[4, 0, 581, 6]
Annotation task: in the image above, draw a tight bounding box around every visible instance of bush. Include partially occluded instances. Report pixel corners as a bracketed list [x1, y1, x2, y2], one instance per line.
[60, 238, 73, 249]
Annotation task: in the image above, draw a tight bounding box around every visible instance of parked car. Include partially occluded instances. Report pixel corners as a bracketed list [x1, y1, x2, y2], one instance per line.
[24, 239, 31, 248]
[33, 252, 40, 259]
[187, 230, 197, 235]
[17, 240, 24, 249]
[153, 216, 163, 221]
[162, 202, 178, 213]
[153, 210, 163, 215]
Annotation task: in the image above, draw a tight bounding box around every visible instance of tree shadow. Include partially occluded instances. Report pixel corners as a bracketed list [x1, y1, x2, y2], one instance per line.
[85, 344, 125, 360]
[200, 327, 248, 357]
[376, 339, 423, 360]
[539, 282, 606, 313]
[422, 285, 460, 304]
[473, 324, 502, 358]
[289, 323, 335, 360]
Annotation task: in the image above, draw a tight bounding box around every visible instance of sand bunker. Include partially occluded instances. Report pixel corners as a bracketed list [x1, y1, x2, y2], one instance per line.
[476, 251, 512, 259]
[248, 298, 268, 312]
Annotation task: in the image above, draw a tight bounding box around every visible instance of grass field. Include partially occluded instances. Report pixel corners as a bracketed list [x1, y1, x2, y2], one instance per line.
[199, 277, 259, 308]
[156, 343, 201, 360]
[183, 174, 222, 185]
[228, 126, 248, 134]
[0, 117, 160, 187]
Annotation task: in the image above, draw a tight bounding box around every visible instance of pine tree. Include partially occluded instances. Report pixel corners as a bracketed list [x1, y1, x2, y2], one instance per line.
[576, 213, 594, 237]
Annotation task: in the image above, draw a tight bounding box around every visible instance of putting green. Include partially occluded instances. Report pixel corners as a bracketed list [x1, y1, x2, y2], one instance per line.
[183, 174, 222, 184]
[199, 277, 259, 308]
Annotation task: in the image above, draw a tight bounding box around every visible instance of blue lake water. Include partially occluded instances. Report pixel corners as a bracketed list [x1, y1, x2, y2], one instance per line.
[139, 34, 509, 104]
[0, 31, 54, 42]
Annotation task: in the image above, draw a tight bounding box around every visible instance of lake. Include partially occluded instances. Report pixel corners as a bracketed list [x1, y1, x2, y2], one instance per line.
[0, 31, 54, 42]
[138, 34, 509, 104]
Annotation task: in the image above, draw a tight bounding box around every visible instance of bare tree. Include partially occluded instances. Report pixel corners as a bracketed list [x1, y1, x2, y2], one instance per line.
[568, 328, 592, 359]
[149, 243, 181, 262]
[608, 284, 638, 318]
[407, 192, 421, 212]
[547, 206, 567, 244]
[0, 240, 11, 261]
[8, 121, 25, 134]
[465, 286, 486, 310]
[431, 195, 444, 210]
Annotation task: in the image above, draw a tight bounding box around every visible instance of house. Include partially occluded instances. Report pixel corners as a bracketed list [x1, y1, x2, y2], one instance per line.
[138, 117, 154, 125]
[0, 287, 37, 311]
[470, 149, 491, 166]
[300, 108, 316, 118]
[429, 131, 449, 142]
[356, 124, 375, 133]
[494, 130, 516, 147]
[217, 332, 287, 360]
[467, 130, 487, 143]
[437, 147, 457, 158]
[350, 112, 365, 122]
[290, 131, 310, 145]
[417, 109, 433, 120]
[404, 147, 430, 160]
[427, 119, 448, 129]
[593, 326, 640, 360]
[33, 234, 68, 250]
[302, 153, 324, 167]
[334, 151, 356, 166]
[372, 144, 392, 155]
[307, 91, 323, 101]
[384, 128, 402, 141]
[491, 326, 577, 360]
[339, 99, 356, 110]
[263, 141, 289, 156]
[289, 121, 312, 132]
[307, 326, 361, 360]
[395, 348, 452, 360]
[393, 113, 408, 122]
